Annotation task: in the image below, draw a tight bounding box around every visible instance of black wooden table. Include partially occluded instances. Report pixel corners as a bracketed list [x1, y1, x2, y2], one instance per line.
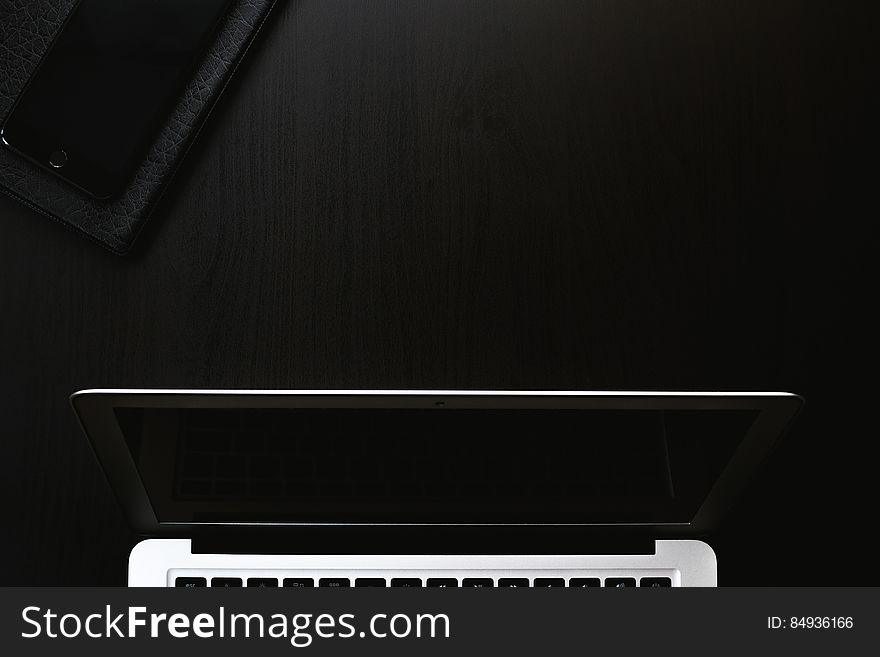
[0, 0, 875, 584]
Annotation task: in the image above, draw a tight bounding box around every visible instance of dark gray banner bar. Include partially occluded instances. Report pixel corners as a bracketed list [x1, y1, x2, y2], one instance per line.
[0, 588, 874, 655]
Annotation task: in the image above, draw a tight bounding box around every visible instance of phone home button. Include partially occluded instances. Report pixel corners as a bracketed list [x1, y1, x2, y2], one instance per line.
[49, 149, 68, 168]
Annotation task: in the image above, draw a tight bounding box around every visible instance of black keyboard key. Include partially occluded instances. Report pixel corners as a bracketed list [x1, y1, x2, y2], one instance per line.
[462, 578, 494, 587]
[569, 578, 601, 588]
[640, 577, 672, 588]
[498, 578, 529, 588]
[390, 578, 422, 587]
[247, 578, 278, 587]
[534, 578, 565, 587]
[211, 577, 242, 587]
[426, 578, 458, 587]
[355, 578, 387, 587]
[282, 578, 315, 588]
[319, 578, 351, 588]
[175, 577, 206, 588]
[605, 577, 637, 588]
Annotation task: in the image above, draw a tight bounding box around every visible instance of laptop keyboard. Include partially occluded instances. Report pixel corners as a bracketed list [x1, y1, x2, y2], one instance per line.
[174, 575, 673, 587]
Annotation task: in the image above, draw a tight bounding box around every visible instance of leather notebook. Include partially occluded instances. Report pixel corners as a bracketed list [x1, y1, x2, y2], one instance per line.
[0, 0, 278, 255]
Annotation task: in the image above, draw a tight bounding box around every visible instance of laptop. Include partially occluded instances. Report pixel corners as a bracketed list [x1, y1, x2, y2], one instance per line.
[70, 389, 802, 588]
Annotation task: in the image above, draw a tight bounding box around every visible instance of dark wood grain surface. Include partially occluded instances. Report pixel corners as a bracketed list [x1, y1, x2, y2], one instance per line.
[0, 0, 876, 584]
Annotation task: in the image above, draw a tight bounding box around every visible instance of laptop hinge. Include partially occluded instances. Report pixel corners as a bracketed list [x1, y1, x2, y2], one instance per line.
[190, 527, 655, 556]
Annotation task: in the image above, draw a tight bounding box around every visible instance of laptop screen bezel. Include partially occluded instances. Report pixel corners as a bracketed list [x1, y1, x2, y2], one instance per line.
[70, 390, 803, 537]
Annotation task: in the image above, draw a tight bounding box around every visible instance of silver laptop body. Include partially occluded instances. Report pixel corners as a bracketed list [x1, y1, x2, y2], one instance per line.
[70, 390, 802, 588]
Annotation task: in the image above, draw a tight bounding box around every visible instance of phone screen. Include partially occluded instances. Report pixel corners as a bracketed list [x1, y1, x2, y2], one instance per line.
[0, 0, 233, 199]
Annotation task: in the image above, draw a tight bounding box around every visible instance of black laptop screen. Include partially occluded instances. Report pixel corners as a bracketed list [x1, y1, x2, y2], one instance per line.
[111, 407, 758, 524]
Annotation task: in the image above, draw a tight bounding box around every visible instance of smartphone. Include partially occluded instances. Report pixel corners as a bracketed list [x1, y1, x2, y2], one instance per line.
[1, 0, 233, 200]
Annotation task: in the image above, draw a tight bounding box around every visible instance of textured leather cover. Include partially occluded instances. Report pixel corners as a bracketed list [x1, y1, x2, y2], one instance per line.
[0, 0, 277, 254]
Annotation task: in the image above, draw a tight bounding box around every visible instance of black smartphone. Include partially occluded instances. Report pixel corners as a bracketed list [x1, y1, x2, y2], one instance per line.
[0, 0, 233, 200]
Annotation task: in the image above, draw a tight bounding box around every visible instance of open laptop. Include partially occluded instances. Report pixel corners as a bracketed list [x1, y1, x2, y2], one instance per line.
[70, 390, 802, 587]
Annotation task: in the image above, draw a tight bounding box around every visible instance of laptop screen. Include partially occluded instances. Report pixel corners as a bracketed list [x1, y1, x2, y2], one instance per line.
[110, 406, 759, 525]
